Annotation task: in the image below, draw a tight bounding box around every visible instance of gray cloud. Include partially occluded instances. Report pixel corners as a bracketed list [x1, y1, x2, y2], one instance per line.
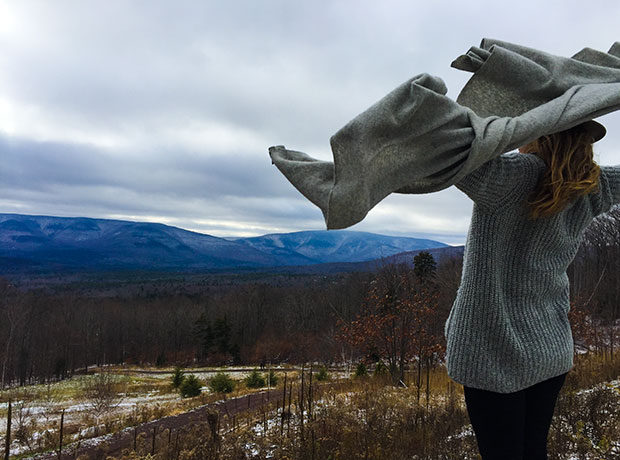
[2, 0, 620, 243]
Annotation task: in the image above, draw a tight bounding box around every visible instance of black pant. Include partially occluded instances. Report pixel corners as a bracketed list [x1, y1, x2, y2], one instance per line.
[463, 372, 567, 460]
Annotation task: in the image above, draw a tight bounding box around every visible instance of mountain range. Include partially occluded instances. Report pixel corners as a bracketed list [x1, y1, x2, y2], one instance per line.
[0, 213, 455, 272]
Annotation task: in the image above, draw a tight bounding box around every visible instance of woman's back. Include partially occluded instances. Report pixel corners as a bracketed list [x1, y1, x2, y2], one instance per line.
[445, 151, 620, 393]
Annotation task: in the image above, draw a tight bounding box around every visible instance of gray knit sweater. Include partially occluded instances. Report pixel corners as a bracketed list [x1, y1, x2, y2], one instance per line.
[445, 152, 620, 393]
[269, 40, 620, 393]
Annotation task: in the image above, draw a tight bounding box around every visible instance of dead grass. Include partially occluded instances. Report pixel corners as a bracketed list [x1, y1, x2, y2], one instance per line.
[7, 355, 620, 459]
[111, 354, 620, 460]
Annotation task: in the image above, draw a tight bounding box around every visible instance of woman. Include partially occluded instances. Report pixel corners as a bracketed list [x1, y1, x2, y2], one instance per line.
[269, 39, 620, 460]
[446, 121, 620, 459]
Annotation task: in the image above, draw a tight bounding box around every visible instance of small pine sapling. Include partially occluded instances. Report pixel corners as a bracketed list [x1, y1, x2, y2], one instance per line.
[180, 374, 203, 398]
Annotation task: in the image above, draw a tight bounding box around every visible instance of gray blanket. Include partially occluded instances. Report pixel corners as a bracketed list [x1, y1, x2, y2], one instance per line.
[269, 39, 620, 230]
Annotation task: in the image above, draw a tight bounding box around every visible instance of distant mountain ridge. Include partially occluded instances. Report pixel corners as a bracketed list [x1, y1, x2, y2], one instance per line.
[0, 213, 453, 272]
[0, 214, 279, 271]
[233, 230, 449, 264]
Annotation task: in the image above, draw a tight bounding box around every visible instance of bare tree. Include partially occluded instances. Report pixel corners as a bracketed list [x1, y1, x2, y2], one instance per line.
[38, 381, 63, 423]
[79, 368, 127, 421]
[571, 206, 620, 355]
[10, 387, 38, 455]
[0, 280, 31, 389]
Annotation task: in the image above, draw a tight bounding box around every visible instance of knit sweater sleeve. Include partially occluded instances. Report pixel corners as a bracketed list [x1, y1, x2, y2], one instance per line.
[589, 165, 620, 216]
[454, 152, 543, 211]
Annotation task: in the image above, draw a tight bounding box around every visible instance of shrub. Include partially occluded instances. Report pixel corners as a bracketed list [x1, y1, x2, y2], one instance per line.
[209, 372, 235, 393]
[180, 374, 203, 398]
[374, 361, 388, 376]
[245, 370, 266, 389]
[155, 351, 167, 367]
[354, 362, 368, 377]
[265, 369, 279, 386]
[316, 366, 329, 381]
[172, 366, 185, 388]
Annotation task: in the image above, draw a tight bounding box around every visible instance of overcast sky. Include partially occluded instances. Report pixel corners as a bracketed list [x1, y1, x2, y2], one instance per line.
[1, 1, 619, 245]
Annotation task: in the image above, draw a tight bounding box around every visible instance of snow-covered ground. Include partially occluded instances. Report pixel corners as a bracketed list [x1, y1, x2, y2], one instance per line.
[0, 370, 204, 458]
[0, 366, 306, 458]
[0, 385, 182, 432]
[4, 369, 620, 459]
[0, 388, 184, 457]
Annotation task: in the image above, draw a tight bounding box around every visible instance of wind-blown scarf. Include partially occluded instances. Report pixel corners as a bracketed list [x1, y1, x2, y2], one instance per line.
[269, 39, 620, 229]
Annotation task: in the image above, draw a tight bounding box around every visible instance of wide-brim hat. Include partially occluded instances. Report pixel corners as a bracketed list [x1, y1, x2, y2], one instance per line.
[451, 38, 618, 143]
[578, 120, 607, 143]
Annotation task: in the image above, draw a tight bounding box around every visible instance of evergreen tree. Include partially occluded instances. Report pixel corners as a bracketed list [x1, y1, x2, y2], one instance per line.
[316, 366, 329, 381]
[192, 312, 213, 360]
[414, 251, 437, 281]
[209, 372, 235, 393]
[155, 351, 166, 367]
[193, 313, 240, 364]
[171, 366, 185, 388]
[180, 374, 202, 398]
[354, 361, 368, 377]
[265, 369, 279, 386]
[212, 316, 232, 354]
[373, 360, 388, 376]
[245, 369, 266, 388]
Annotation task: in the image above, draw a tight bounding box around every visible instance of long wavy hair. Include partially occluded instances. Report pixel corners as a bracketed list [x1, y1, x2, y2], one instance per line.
[523, 125, 601, 220]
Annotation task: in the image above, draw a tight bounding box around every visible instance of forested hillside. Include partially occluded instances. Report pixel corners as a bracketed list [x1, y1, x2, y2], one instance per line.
[1, 208, 620, 387]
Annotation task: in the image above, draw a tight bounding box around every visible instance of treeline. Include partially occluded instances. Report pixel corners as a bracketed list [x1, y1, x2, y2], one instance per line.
[0, 271, 373, 387]
[2, 207, 620, 388]
[0, 259, 459, 388]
